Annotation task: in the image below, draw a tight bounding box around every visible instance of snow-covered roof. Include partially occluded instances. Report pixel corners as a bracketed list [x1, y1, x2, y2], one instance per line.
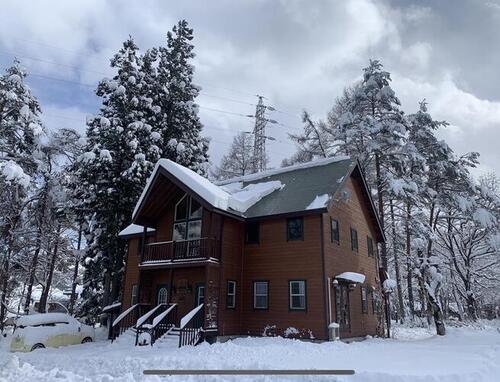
[335, 272, 366, 284]
[132, 159, 285, 220]
[118, 224, 156, 237]
[130, 156, 379, 226]
[216, 156, 350, 185]
[16, 313, 72, 327]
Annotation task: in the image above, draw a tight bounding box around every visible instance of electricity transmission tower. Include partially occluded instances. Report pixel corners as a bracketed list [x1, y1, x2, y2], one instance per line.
[252, 96, 269, 172]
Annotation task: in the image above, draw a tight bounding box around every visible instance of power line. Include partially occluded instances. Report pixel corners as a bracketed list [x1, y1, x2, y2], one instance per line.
[0, 50, 109, 76]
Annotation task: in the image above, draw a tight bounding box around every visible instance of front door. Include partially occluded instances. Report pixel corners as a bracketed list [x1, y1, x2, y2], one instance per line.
[335, 284, 351, 336]
[156, 284, 168, 305]
[194, 283, 205, 307]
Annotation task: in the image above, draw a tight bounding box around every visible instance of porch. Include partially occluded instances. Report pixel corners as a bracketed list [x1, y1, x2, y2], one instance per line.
[112, 264, 220, 347]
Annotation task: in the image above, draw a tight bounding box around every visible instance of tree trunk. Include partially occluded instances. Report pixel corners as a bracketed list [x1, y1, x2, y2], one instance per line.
[23, 232, 42, 313]
[428, 290, 446, 335]
[38, 224, 61, 314]
[0, 247, 12, 332]
[375, 154, 387, 268]
[68, 227, 82, 315]
[390, 199, 405, 322]
[405, 202, 414, 318]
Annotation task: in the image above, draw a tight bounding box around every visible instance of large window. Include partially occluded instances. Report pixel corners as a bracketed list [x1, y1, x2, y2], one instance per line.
[367, 236, 374, 257]
[350, 227, 358, 252]
[245, 222, 260, 244]
[173, 195, 202, 241]
[361, 286, 368, 314]
[331, 218, 340, 243]
[287, 217, 304, 241]
[289, 280, 306, 310]
[226, 280, 236, 309]
[253, 281, 268, 309]
[131, 284, 138, 306]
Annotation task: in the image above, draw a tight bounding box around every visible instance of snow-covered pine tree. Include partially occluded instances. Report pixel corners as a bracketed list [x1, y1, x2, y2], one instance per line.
[0, 60, 44, 329]
[155, 20, 209, 175]
[75, 37, 162, 320]
[212, 132, 255, 180]
[407, 100, 479, 334]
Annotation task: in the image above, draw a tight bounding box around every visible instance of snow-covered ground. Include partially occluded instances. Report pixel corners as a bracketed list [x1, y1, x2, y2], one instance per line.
[1, 322, 499, 382]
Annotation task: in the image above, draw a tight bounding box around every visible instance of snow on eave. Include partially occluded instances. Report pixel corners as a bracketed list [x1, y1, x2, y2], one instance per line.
[132, 159, 285, 221]
[306, 194, 330, 210]
[216, 156, 352, 186]
[132, 159, 231, 220]
[335, 272, 366, 284]
[118, 224, 156, 237]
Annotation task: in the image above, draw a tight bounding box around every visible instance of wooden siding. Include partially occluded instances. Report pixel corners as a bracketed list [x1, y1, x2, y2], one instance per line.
[218, 217, 244, 336]
[240, 214, 327, 340]
[121, 238, 140, 311]
[323, 175, 381, 338]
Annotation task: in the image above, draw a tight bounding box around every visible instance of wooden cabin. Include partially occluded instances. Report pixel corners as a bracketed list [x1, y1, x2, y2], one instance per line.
[113, 157, 385, 346]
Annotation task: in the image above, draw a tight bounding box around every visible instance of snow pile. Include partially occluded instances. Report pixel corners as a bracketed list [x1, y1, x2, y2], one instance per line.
[16, 313, 70, 328]
[0, 160, 30, 188]
[118, 224, 155, 237]
[228, 181, 283, 212]
[335, 272, 366, 283]
[306, 194, 330, 210]
[3, 326, 500, 381]
[383, 278, 397, 292]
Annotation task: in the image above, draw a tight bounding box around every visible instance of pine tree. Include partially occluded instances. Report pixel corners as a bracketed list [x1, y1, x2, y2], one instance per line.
[155, 20, 209, 175]
[0, 60, 43, 329]
[75, 38, 162, 320]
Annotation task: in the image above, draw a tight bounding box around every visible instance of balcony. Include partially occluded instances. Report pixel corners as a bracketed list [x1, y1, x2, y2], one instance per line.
[140, 237, 220, 266]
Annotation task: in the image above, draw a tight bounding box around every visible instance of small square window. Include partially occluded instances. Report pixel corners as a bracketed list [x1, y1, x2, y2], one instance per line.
[253, 281, 268, 309]
[287, 217, 304, 241]
[245, 222, 260, 244]
[226, 281, 236, 309]
[331, 218, 339, 243]
[350, 228, 358, 252]
[289, 280, 306, 310]
[367, 236, 374, 257]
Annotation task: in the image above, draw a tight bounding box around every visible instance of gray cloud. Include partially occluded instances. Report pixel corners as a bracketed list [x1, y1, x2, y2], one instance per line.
[0, 0, 498, 177]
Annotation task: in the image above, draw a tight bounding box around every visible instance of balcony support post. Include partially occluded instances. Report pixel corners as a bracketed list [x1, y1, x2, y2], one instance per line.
[140, 225, 147, 263]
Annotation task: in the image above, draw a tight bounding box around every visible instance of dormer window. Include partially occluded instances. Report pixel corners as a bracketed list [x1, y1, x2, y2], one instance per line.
[173, 195, 202, 241]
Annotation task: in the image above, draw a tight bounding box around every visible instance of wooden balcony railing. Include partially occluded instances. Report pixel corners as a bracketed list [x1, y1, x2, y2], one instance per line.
[141, 237, 219, 264]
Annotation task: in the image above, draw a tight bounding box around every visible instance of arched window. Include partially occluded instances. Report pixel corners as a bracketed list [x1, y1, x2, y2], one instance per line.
[157, 286, 168, 305]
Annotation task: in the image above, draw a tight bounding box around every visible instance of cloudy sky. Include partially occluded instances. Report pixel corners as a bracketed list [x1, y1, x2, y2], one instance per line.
[1, 0, 498, 176]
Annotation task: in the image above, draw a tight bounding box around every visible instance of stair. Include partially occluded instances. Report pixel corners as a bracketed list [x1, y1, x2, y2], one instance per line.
[157, 326, 180, 345]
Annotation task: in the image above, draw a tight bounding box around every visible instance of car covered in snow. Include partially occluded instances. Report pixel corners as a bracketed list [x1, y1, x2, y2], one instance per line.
[10, 313, 95, 352]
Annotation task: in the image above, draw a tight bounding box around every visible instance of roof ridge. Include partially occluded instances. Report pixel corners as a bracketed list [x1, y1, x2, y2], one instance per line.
[215, 156, 352, 185]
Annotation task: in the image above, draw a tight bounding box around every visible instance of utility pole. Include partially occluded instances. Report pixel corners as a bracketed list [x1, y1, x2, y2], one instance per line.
[252, 95, 277, 172]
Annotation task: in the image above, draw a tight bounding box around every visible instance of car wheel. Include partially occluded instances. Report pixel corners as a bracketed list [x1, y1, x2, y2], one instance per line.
[31, 343, 45, 351]
[81, 337, 93, 344]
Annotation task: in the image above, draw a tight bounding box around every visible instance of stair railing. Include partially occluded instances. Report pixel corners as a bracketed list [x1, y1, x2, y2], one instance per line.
[178, 304, 204, 347]
[111, 303, 149, 341]
[149, 303, 178, 345]
[135, 303, 167, 345]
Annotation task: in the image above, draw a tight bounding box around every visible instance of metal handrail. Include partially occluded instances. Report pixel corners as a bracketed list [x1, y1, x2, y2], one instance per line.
[111, 303, 149, 341]
[178, 304, 205, 347]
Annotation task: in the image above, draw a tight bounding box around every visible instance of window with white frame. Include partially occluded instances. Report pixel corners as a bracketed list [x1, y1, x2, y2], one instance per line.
[289, 280, 306, 310]
[253, 281, 268, 309]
